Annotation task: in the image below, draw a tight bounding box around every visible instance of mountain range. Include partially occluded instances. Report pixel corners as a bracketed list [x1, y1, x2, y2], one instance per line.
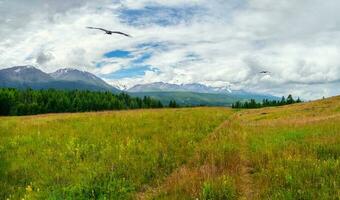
[127, 82, 231, 93]
[126, 81, 275, 98]
[0, 66, 119, 92]
[126, 82, 278, 106]
[0, 66, 279, 106]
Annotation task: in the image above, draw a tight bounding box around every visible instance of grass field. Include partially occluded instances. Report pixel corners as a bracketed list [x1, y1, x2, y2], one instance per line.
[0, 96, 339, 199]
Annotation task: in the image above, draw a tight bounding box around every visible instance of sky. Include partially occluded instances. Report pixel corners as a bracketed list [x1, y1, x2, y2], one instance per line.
[0, 0, 339, 99]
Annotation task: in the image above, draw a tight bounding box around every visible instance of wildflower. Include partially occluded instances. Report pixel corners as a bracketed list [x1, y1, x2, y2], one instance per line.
[26, 185, 32, 192]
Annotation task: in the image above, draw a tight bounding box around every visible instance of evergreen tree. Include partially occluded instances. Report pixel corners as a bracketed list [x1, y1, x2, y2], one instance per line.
[0, 88, 164, 116]
[287, 94, 294, 104]
[280, 96, 286, 105]
[232, 95, 302, 109]
[169, 100, 179, 108]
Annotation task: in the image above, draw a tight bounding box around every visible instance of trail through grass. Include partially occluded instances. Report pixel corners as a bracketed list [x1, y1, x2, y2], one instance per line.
[0, 108, 233, 199]
[139, 96, 340, 199]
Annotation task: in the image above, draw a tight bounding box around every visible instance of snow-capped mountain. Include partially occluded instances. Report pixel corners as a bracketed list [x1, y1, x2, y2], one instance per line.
[0, 66, 53, 83]
[128, 82, 181, 92]
[179, 83, 232, 94]
[112, 82, 129, 91]
[50, 68, 113, 90]
[0, 66, 119, 92]
[127, 82, 232, 94]
[127, 82, 279, 102]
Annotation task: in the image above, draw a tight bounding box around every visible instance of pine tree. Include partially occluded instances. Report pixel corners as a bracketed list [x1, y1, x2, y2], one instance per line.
[287, 94, 294, 104]
[0, 88, 165, 116]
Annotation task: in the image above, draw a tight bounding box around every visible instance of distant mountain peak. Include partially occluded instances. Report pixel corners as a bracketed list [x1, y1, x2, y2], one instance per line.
[12, 65, 38, 72]
[54, 68, 74, 73]
[14, 65, 35, 69]
[0, 66, 119, 92]
[51, 68, 96, 78]
[50, 68, 114, 90]
[127, 82, 232, 94]
[0, 66, 52, 83]
[52, 68, 88, 75]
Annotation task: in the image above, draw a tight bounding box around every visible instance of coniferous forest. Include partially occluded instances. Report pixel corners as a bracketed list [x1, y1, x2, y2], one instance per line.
[0, 88, 304, 116]
[0, 88, 164, 116]
[232, 94, 302, 109]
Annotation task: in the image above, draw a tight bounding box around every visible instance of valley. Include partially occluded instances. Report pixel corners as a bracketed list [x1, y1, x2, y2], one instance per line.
[0, 66, 279, 107]
[0, 96, 339, 199]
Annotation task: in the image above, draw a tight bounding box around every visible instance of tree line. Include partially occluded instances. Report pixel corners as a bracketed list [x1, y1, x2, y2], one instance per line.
[0, 88, 165, 116]
[232, 94, 302, 109]
[168, 100, 179, 108]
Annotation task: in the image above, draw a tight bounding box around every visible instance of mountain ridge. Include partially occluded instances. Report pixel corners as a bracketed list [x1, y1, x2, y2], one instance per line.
[50, 68, 113, 90]
[0, 66, 279, 106]
[126, 82, 277, 99]
[0, 66, 120, 92]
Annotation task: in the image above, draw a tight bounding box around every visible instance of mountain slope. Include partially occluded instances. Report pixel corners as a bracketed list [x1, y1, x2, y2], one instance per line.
[128, 82, 182, 92]
[50, 68, 114, 91]
[129, 91, 266, 106]
[127, 82, 277, 99]
[127, 82, 230, 93]
[128, 82, 279, 106]
[0, 66, 119, 92]
[0, 66, 53, 86]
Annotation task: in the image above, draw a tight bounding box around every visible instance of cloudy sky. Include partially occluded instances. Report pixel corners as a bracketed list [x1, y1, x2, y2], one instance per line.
[0, 0, 339, 99]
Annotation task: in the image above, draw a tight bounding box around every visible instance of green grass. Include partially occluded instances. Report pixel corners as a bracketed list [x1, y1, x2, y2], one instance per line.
[0, 96, 339, 199]
[247, 121, 340, 199]
[0, 108, 233, 199]
[242, 97, 340, 199]
[201, 176, 237, 200]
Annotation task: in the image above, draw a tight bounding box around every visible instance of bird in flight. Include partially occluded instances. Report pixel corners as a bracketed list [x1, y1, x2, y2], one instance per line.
[260, 71, 270, 74]
[86, 27, 132, 37]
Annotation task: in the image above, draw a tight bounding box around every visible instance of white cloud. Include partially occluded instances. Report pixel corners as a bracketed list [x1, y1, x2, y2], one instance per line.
[0, 0, 340, 99]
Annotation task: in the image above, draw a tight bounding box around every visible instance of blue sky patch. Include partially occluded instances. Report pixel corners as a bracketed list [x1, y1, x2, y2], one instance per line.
[119, 5, 204, 27]
[136, 42, 170, 51]
[103, 66, 158, 79]
[133, 53, 152, 64]
[104, 50, 131, 58]
[98, 50, 153, 74]
[95, 61, 117, 68]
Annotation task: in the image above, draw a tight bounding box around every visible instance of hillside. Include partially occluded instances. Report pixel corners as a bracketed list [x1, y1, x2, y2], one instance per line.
[129, 91, 278, 106]
[0, 66, 120, 92]
[0, 96, 339, 199]
[127, 82, 279, 106]
[127, 82, 230, 93]
[0, 66, 279, 106]
[129, 91, 239, 106]
[50, 68, 113, 91]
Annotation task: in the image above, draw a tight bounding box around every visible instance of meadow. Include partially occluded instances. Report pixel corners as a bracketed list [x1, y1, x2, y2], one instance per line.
[0, 96, 339, 199]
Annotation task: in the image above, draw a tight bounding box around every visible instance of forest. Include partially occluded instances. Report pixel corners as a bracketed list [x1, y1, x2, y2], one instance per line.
[0, 88, 164, 116]
[232, 95, 302, 109]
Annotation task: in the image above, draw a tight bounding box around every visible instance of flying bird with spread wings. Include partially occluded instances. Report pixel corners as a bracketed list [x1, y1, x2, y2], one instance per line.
[87, 27, 132, 37]
[260, 71, 270, 74]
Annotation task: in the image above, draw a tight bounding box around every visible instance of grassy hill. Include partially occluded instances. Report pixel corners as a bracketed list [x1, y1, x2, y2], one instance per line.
[0, 96, 339, 199]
